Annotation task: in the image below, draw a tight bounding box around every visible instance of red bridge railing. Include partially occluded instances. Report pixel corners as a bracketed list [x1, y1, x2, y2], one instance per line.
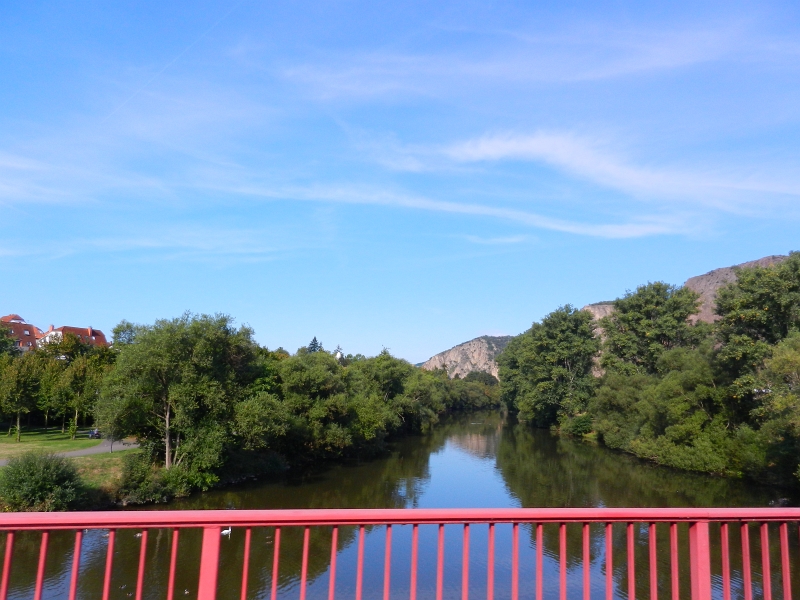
[0, 508, 798, 600]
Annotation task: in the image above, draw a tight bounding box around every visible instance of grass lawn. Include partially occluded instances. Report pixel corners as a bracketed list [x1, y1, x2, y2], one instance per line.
[0, 428, 102, 459]
[71, 448, 140, 491]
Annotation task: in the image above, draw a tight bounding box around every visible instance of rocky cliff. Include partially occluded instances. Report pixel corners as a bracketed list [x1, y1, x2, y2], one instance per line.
[683, 255, 787, 323]
[420, 335, 512, 379]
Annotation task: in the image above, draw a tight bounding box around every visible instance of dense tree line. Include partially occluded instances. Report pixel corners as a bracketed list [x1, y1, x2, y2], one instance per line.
[0, 314, 499, 501]
[498, 252, 800, 486]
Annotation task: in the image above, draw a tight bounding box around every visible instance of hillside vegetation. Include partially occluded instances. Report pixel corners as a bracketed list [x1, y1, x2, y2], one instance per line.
[0, 319, 499, 505]
[498, 252, 800, 486]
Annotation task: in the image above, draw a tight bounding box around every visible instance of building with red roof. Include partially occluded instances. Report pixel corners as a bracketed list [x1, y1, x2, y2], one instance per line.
[0, 314, 44, 351]
[1, 314, 109, 350]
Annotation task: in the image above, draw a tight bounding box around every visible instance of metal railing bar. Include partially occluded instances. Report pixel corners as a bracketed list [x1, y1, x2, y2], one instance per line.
[383, 525, 391, 600]
[606, 523, 613, 600]
[135, 529, 148, 600]
[627, 523, 635, 600]
[241, 527, 251, 600]
[356, 525, 365, 600]
[462, 524, 470, 600]
[583, 523, 590, 600]
[512, 523, 519, 600]
[0, 532, 13, 600]
[329, 525, 338, 600]
[299, 526, 310, 600]
[4, 508, 800, 530]
[649, 523, 657, 600]
[167, 528, 178, 600]
[102, 530, 116, 600]
[436, 523, 444, 600]
[780, 523, 792, 600]
[742, 523, 752, 600]
[721, 523, 731, 600]
[67, 529, 82, 600]
[33, 531, 48, 600]
[670, 523, 678, 600]
[271, 527, 281, 600]
[560, 523, 567, 600]
[410, 524, 418, 600]
[487, 523, 494, 600]
[761, 523, 772, 600]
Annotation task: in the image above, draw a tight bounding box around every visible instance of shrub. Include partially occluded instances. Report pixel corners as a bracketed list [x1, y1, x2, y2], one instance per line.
[119, 452, 173, 504]
[0, 452, 83, 511]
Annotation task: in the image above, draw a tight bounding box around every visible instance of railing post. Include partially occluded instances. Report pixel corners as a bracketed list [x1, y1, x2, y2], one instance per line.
[198, 526, 221, 600]
[689, 521, 711, 600]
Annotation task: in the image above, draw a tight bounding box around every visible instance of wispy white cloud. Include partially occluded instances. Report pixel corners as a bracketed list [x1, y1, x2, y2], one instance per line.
[282, 23, 741, 100]
[462, 234, 528, 245]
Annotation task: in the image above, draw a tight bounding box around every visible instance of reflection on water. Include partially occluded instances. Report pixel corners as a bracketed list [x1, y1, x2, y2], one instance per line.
[6, 413, 796, 599]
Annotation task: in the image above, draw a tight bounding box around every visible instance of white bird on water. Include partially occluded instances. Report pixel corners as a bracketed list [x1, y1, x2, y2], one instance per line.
[221, 527, 232, 537]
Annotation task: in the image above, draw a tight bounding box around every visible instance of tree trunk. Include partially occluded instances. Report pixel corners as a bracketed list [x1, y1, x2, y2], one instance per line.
[61, 414, 65, 434]
[164, 404, 172, 470]
[44, 411, 48, 431]
[16, 412, 20, 443]
[72, 407, 78, 440]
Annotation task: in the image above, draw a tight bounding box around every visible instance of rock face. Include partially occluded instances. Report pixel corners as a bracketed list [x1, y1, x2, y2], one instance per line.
[683, 255, 787, 323]
[421, 335, 512, 379]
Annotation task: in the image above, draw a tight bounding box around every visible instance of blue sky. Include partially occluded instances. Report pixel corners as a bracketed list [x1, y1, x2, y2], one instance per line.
[2, 1, 800, 363]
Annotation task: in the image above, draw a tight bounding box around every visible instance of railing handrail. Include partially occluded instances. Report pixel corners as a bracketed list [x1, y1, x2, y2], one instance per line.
[0, 507, 799, 530]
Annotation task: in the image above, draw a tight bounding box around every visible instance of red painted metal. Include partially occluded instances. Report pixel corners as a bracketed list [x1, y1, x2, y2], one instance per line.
[102, 529, 115, 600]
[300, 526, 310, 600]
[487, 522, 495, 600]
[410, 523, 419, 600]
[383, 525, 391, 600]
[720, 523, 731, 600]
[0, 532, 13, 600]
[689, 521, 711, 600]
[780, 522, 792, 600]
[761, 523, 772, 600]
[536, 523, 543, 600]
[355, 525, 364, 600]
[136, 529, 148, 600]
[649, 523, 657, 600]
[1, 507, 800, 600]
[627, 522, 635, 600]
[167, 529, 178, 600]
[583, 523, 590, 600]
[606, 523, 613, 600]
[330, 525, 339, 600]
[33, 531, 48, 600]
[559, 523, 567, 600]
[463, 524, 470, 600]
[197, 527, 219, 600]
[271, 527, 281, 600]
[241, 527, 251, 600]
[67, 529, 82, 600]
[511, 522, 519, 600]
[742, 523, 753, 600]
[669, 523, 678, 600]
[437, 523, 444, 600]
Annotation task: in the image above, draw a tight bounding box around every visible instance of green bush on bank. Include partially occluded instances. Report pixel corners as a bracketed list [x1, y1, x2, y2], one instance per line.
[0, 451, 84, 511]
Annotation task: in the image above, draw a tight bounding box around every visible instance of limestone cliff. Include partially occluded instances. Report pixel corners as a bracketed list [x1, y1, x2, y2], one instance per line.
[683, 255, 787, 323]
[420, 335, 512, 379]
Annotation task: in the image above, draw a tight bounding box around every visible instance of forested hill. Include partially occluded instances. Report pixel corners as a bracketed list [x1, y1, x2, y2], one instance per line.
[425, 254, 788, 380]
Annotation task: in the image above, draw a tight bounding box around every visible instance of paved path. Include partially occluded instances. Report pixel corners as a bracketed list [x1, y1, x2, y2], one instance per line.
[0, 439, 140, 466]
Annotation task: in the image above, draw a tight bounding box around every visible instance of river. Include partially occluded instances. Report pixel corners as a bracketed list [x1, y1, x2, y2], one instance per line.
[5, 413, 796, 599]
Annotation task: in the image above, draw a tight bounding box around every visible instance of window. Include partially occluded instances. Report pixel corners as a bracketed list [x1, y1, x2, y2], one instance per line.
[23, 330, 30, 336]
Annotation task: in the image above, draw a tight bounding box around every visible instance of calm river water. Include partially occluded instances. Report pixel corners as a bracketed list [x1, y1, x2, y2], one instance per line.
[6, 413, 796, 599]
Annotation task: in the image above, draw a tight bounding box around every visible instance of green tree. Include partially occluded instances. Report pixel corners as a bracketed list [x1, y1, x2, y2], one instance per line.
[716, 253, 800, 378]
[0, 352, 41, 441]
[600, 282, 703, 375]
[307, 337, 322, 353]
[98, 313, 259, 481]
[498, 305, 600, 427]
[0, 324, 16, 356]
